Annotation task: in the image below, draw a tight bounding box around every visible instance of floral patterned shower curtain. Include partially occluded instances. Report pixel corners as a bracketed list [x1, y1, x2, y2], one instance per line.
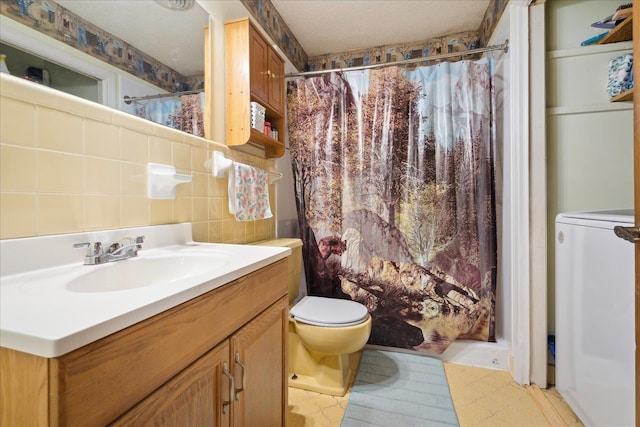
[286, 58, 497, 355]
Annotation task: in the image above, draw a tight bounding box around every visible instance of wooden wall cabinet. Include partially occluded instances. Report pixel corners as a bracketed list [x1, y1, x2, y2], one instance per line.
[225, 18, 286, 158]
[249, 27, 285, 115]
[0, 260, 288, 427]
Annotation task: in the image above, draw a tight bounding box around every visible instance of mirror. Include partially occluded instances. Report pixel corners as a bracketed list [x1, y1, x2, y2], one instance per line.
[1, 41, 100, 101]
[54, 0, 208, 79]
[0, 0, 210, 136]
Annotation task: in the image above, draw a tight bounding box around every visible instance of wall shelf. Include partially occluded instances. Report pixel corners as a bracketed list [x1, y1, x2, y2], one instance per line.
[247, 129, 285, 158]
[547, 41, 633, 59]
[547, 102, 632, 116]
[597, 14, 633, 103]
[598, 15, 632, 45]
[610, 88, 634, 102]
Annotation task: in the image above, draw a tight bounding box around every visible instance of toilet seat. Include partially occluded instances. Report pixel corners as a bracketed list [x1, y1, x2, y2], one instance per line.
[290, 296, 369, 327]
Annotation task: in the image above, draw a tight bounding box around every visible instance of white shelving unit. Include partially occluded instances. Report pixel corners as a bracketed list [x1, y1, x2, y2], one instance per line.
[545, 0, 634, 342]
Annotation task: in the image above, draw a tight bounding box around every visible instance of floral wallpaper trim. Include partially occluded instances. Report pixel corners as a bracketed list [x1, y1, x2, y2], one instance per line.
[239, 0, 308, 71]
[479, 0, 509, 48]
[307, 31, 481, 72]
[0, 0, 196, 92]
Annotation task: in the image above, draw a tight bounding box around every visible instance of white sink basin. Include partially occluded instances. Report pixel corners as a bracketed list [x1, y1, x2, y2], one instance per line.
[0, 223, 291, 358]
[66, 254, 229, 293]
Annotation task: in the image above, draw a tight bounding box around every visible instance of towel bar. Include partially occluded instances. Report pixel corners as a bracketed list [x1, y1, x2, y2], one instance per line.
[206, 151, 282, 184]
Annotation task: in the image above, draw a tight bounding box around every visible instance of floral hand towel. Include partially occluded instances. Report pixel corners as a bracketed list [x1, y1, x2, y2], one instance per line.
[228, 162, 273, 221]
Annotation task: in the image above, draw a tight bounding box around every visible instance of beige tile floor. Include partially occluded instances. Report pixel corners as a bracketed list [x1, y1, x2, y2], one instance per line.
[287, 354, 584, 427]
[444, 363, 583, 427]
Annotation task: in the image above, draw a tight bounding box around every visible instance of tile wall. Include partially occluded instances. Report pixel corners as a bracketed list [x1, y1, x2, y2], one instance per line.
[0, 74, 276, 242]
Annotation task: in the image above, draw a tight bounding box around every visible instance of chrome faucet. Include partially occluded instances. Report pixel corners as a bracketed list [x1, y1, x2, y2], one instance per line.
[74, 236, 145, 265]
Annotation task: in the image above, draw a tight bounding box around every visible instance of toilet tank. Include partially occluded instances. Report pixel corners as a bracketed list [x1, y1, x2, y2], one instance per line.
[252, 238, 302, 303]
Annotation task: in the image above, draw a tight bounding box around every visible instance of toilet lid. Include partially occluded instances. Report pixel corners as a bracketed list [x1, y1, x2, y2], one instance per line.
[290, 296, 369, 327]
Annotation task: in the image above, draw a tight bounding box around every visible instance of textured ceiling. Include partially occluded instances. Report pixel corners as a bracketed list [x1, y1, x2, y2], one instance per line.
[271, 0, 491, 57]
[52, 0, 490, 75]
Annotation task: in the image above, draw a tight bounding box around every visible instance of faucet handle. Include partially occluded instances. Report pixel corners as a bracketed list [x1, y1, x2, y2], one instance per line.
[118, 235, 145, 248]
[125, 235, 145, 251]
[73, 241, 103, 256]
[107, 236, 145, 255]
[131, 235, 145, 252]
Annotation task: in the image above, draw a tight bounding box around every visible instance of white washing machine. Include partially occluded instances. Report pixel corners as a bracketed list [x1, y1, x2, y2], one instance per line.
[555, 209, 635, 427]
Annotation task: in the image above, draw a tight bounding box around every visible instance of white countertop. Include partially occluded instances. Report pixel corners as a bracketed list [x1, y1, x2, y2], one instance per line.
[0, 224, 290, 358]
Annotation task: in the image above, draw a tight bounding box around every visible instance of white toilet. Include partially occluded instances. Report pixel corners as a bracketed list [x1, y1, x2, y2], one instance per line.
[254, 238, 371, 396]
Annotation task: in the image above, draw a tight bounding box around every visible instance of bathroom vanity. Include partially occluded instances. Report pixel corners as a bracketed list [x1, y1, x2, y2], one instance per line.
[0, 224, 289, 426]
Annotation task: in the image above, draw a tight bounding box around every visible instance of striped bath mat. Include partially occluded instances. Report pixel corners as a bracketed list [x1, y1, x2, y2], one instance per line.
[341, 349, 459, 427]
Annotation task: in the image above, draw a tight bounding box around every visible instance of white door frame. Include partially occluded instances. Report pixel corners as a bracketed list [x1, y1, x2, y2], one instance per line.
[528, 0, 548, 388]
[508, 0, 533, 386]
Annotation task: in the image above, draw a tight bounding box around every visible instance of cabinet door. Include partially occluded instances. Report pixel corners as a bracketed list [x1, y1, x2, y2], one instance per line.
[249, 25, 269, 105]
[110, 341, 232, 427]
[268, 48, 285, 115]
[230, 297, 288, 427]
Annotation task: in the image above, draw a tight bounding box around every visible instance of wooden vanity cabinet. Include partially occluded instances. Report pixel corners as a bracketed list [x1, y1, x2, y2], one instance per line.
[225, 17, 286, 158]
[113, 299, 288, 427]
[0, 259, 288, 427]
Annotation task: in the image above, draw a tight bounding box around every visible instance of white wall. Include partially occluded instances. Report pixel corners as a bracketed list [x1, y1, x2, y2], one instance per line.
[274, 148, 299, 238]
[488, 5, 512, 354]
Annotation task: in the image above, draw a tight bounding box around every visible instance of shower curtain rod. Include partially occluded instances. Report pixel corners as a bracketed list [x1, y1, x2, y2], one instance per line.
[123, 89, 203, 105]
[285, 39, 509, 78]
